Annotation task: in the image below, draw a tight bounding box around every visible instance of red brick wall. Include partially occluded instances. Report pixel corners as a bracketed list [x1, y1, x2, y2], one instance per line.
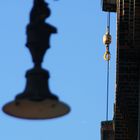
[114, 0, 140, 140]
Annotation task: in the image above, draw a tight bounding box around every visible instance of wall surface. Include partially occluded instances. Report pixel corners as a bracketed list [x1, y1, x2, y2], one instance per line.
[115, 0, 140, 140]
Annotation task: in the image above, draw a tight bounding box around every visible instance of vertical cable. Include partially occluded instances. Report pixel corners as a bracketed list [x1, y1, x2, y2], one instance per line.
[106, 11, 110, 121]
[106, 59, 110, 121]
[103, 10, 111, 121]
[107, 12, 111, 33]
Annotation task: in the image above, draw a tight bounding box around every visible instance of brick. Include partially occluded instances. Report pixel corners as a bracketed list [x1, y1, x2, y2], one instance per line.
[114, 0, 140, 140]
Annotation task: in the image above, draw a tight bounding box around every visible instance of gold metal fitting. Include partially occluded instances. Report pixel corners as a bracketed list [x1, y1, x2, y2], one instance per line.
[103, 32, 112, 46]
[103, 51, 111, 61]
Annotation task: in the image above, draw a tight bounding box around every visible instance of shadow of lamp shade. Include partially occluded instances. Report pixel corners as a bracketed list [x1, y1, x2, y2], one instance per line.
[3, 0, 70, 119]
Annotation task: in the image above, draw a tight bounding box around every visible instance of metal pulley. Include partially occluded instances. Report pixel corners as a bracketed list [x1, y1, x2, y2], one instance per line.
[103, 31, 111, 61]
[103, 31, 112, 46]
[102, 11, 112, 122]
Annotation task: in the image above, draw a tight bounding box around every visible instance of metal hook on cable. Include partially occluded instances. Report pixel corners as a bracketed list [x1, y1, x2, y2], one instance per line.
[103, 12, 112, 61]
[102, 12, 112, 121]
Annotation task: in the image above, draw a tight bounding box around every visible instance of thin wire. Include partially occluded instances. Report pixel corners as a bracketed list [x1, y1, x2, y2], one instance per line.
[107, 12, 110, 33]
[106, 59, 110, 121]
[105, 11, 110, 121]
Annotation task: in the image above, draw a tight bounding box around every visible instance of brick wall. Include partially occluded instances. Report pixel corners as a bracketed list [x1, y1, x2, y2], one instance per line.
[114, 0, 140, 140]
[101, 121, 114, 140]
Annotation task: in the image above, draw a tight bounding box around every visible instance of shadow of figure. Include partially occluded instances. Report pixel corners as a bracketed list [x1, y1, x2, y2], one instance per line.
[16, 0, 58, 101]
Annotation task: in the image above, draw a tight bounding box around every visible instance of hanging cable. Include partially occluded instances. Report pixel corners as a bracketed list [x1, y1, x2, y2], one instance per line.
[107, 12, 110, 33]
[106, 54, 110, 121]
[106, 12, 110, 121]
[103, 11, 111, 121]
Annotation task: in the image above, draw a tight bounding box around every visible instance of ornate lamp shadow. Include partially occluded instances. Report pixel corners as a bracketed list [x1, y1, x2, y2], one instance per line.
[3, 0, 70, 119]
